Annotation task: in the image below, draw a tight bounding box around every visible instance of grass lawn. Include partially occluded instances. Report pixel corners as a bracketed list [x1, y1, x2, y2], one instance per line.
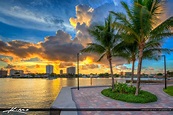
[163, 86, 173, 96]
[101, 88, 157, 103]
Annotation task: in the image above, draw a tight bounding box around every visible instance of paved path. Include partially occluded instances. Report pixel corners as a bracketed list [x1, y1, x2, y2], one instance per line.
[72, 84, 173, 115]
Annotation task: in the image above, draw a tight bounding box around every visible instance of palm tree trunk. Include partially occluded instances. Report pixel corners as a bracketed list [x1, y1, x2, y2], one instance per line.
[108, 58, 114, 90]
[135, 48, 143, 96]
[131, 60, 135, 83]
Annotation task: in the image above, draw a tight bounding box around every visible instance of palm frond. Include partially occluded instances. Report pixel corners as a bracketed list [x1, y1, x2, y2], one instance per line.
[151, 32, 173, 39]
[110, 11, 130, 26]
[81, 43, 106, 55]
[143, 47, 172, 61]
[112, 22, 139, 40]
[120, 1, 134, 21]
[97, 52, 106, 62]
[151, 16, 173, 35]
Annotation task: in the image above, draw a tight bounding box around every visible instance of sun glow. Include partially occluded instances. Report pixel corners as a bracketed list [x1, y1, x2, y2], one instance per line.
[81, 57, 93, 65]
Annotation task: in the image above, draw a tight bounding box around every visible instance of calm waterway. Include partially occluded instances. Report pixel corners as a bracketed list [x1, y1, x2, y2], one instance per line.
[0, 78, 112, 114]
[0, 77, 165, 114]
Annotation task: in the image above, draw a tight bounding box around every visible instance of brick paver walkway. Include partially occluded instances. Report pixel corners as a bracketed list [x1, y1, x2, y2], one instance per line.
[72, 84, 173, 115]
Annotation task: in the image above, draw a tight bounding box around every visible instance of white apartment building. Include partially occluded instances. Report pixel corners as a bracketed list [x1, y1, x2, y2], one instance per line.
[67, 67, 76, 74]
[46, 65, 54, 74]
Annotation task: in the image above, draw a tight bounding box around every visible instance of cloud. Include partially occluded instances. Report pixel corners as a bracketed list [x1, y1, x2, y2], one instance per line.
[4, 64, 16, 69]
[69, 5, 94, 27]
[35, 64, 40, 68]
[148, 67, 155, 71]
[73, 23, 92, 46]
[116, 65, 131, 70]
[69, 5, 94, 46]
[90, 2, 116, 25]
[0, 40, 41, 59]
[82, 64, 99, 70]
[69, 2, 128, 47]
[21, 57, 41, 62]
[0, 57, 11, 63]
[39, 30, 84, 61]
[0, 30, 85, 62]
[165, 0, 173, 18]
[0, 1, 137, 71]
[30, 0, 51, 7]
[59, 62, 74, 68]
[0, 4, 71, 32]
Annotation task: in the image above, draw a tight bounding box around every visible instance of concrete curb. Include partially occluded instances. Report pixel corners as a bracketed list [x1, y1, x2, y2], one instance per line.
[50, 87, 77, 115]
[50, 85, 111, 115]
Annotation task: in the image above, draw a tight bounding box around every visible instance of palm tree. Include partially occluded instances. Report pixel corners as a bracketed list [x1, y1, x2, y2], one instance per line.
[81, 15, 121, 90]
[111, 0, 173, 95]
[116, 37, 172, 84]
[115, 40, 137, 83]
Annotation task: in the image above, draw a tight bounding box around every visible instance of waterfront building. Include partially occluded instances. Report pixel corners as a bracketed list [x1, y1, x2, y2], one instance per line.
[60, 70, 63, 75]
[46, 65, 54, 74]
[67, 67, 75, 74]
[10, 69, 24, 77]
[125, 72, 132, 76]
[0, 70, 7, 77]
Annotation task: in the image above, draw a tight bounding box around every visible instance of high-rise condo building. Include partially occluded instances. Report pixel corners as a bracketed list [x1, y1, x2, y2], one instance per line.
[67, 67, 76, 74]
[46, 65, 54, 74]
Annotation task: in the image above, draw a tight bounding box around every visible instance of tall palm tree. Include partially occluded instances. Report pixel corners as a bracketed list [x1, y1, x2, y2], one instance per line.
[116, 37, 172, 84]
[111, 0, 173, 95]
[114, 40, 138, 83]
[81, 15, 121, 90]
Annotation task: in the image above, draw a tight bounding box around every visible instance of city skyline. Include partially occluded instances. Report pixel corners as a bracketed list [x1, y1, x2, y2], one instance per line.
[0, 0, 173, 74]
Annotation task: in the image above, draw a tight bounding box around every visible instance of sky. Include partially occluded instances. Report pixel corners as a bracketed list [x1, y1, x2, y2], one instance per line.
[0, 0, 173, 75]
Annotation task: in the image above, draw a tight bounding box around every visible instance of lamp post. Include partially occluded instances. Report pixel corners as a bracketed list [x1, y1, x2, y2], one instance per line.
[77, 53, 81, 90]
[162, 55, 167, 89]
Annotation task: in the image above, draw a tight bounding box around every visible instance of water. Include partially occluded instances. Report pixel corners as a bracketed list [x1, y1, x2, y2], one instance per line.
[0, 77, 164, 114]
[0, 78, 112, 114]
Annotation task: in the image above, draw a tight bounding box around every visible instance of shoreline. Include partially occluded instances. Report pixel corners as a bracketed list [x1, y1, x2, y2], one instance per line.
[0, 77, 172, 84]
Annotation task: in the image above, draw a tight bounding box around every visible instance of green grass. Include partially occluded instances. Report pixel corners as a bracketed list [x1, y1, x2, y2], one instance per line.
[101, 88, 158, 103]
[163, 86, 173, 96]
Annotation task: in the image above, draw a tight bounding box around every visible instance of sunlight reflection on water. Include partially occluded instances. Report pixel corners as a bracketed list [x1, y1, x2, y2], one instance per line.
[0, 78, 111, 114]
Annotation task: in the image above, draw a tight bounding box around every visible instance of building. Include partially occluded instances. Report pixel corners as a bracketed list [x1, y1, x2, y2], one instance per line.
[10, 69, 15, 76]
[119, 72, 132, 76]
[10, 69, 24, 77]
[67, 67, 75, 74]
[0, 70, 7, 77]
[60, 70, 63, 75]
[46, 65, 54, 74]
[125, 72, 132, 76]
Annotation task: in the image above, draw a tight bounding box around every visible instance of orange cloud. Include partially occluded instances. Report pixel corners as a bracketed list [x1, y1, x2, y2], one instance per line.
[59, 62, 74, 68]
[0, 30, 85, 62]
[0, 57, 11, 63]
[82, 56, 94, 64]
[35, 64, 40, 68]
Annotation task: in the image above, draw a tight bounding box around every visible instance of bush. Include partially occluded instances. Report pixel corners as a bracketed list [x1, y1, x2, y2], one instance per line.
[101, 83, 157, 103]
[113, 83, 136, 94]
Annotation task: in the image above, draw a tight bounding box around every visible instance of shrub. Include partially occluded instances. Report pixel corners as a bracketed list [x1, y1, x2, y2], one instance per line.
[113, 83, 136, 94]
[101, 87, 157, 103]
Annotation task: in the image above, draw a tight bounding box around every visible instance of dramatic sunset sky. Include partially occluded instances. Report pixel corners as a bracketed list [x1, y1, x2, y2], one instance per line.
[0, 0, 172, 74]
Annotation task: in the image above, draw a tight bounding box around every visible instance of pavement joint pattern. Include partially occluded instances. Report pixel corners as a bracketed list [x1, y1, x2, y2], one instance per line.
[72, 84, 173, 115]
